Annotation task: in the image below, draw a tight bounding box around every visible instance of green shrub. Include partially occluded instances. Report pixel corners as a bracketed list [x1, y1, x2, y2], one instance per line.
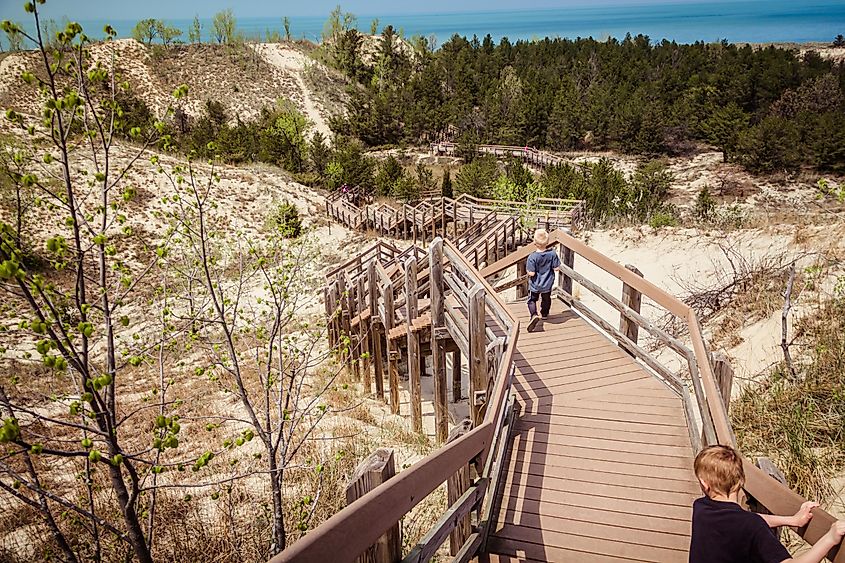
[455, 156, 497, 198]
[629, 160, 673, 220]
[374, 155, 403, 197]
[269, 201, 302, 238]
[648, 209, 679, 229]
[694, 186, 716, 220]
[736, 116, 802, 173]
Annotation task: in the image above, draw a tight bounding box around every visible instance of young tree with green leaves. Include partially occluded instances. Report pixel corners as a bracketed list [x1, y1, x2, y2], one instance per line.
[3, 20, 23, 51]
[212, 9, 236, 45]
[283, 16, 291, 41]
[370, 18, 379, 35]
[155, 20, 182, 47]
[0, 5, 191, 562]
[188, 14, 201, 43]
[132, 18, 159, 45]
[308, 131, 331, 176]
[159, 159, 343, 555]
[259, 100, 311, 172]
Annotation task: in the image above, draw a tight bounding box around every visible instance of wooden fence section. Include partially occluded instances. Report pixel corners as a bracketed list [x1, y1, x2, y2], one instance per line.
[430, 142, 592, 175]
[326, 194, 584, 244]
[289, 214, 844, 562]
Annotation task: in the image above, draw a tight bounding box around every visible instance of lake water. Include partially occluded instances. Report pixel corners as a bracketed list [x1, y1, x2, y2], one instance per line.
[8, 0, 845, 46]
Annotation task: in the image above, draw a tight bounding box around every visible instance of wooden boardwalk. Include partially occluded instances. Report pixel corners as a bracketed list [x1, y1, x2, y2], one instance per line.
[484, 302, 699, 563]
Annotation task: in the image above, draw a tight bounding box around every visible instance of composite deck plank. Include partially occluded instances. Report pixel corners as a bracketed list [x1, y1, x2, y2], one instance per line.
[486, 301, 699, 562]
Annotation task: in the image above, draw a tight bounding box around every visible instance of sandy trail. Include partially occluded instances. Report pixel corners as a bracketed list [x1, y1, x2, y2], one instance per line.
[251, 44, 333, 140]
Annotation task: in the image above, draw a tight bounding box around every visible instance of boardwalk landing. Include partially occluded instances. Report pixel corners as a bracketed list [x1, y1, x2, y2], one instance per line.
[484, 302, 700, 563]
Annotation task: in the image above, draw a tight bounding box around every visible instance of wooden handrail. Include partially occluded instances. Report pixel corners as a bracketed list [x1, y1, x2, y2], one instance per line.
[271, 422, 494, 563]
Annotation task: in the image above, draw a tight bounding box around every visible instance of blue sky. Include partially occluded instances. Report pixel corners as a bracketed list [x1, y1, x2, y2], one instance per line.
[1, 0, 737, 21]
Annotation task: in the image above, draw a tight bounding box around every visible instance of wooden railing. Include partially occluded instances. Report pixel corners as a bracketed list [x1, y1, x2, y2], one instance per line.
[325, 241, 401, 281]
[480, 230, 844, 563]
[326, 193, 584, 246]
[430, 142, 592, 174]
[281, 236, 520, 563]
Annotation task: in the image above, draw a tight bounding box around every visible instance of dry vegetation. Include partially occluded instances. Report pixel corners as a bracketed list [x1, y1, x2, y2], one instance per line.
[733, 296, 845, 503]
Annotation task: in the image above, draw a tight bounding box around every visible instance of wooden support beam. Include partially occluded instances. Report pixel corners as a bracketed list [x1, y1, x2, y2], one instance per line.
[441, 198, 446, 237]
[338, 274, 353, 374]
[406, 257, 423, 433]
[383, 282, 400, 415]
[345, 449, 402, 563]
[430, 239, 448, 443]
[560, 245, 574, 295]
[516, 258, 528, 299]
[368, 263, 385, 401]
[620, 264, 643, 356]
[700, 351, 736, 448]
[451, 350, 462, 402]
[447, 420, 473, 555]
[469, 286, 488, 426]
[712, 352, 734, 413]
[358, 275, 372, 392]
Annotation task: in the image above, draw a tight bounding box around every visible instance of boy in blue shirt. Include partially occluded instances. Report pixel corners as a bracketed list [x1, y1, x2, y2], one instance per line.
[526, 229, 561, 332]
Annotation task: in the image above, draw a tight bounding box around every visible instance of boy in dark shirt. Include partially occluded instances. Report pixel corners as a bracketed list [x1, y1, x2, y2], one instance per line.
[526, 229, 561, 332]
[690, 445, 845, 563]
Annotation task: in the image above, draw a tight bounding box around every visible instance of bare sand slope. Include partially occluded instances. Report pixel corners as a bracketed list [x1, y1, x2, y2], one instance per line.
[576, 225, 845, 386]
[250, 43, 333, 140]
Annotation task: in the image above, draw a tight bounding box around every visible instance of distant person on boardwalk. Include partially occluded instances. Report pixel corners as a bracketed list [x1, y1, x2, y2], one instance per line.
[690, 445, 845, 563]
[526, 228, 561, 332]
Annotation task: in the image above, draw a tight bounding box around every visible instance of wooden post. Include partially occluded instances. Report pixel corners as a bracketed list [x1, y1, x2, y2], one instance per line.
[431, 205, 436, 241]
[620, 264, 644, 354]
[430, 239, 448, 443]
[560, 245, 575, 295]
[368, 262, 385, 401]
[517, 258, 528, 299]
[403, 206, 408, 240]
[453, 202, 459, 240]
[405, 258, 422, 433]
[469, 286, 488, 426]
[446, 420, 473, 555]
[451, 350, 462, 402]
[712, 352, 734, 412]
[358, 275, 372, 392]
[324, 286, 335, 348]
[346, 448, 402, 563]
[441, 197, 446, 238]
[749, 457, 788, 540]
[349, 282, 362, 380]
[331, 282, 342, 352]
[338, 274, 352, 373]
[383, 282, 400, 415]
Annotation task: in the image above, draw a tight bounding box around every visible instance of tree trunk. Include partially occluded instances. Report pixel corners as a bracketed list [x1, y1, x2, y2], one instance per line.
[269, 456, 286, 554]
[108, 465, 153, 563]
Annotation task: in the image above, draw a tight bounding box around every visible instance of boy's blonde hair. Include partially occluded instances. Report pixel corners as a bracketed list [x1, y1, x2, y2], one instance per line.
[694, 445, 745, 496]
[533, 228, 550, 248]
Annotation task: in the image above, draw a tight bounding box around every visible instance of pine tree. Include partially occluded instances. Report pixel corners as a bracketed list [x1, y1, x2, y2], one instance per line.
[441, 167, 453, 198]
[702, 103, 750, 163]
